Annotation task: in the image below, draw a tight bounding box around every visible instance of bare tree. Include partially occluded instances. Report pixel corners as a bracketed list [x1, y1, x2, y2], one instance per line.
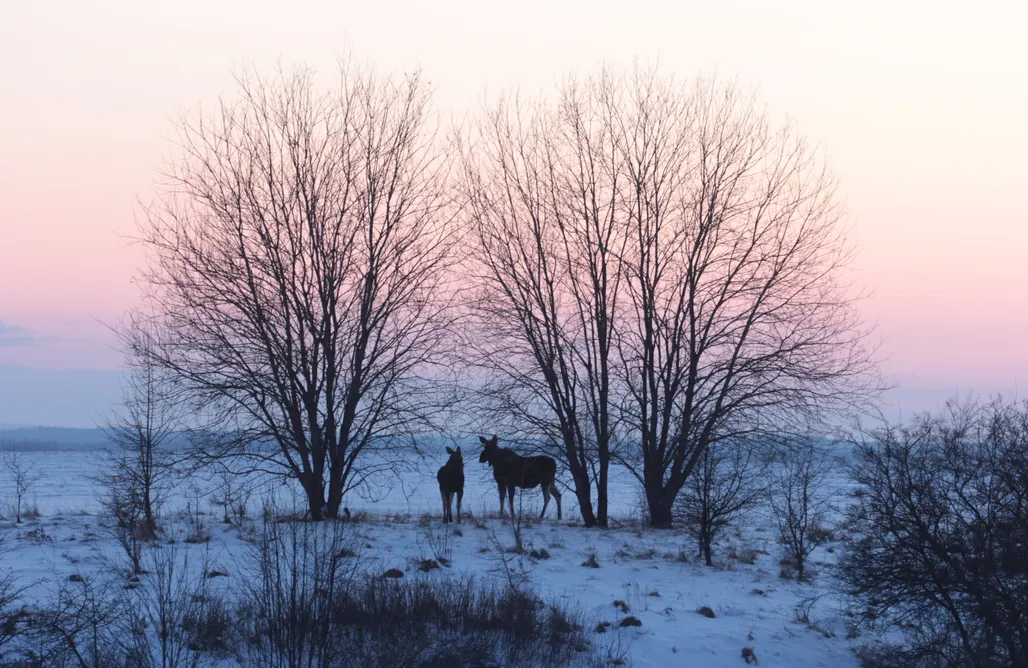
[768, 436, 835, 582]
[673, 437, 766, 566]
[612, 69, 878, 527]
[462, 66, 877, 529]
[459, 76, 627, 528]
[100, 322, 181, 540]
[3, 452, 39, 524]
[131, 63, 456, 520]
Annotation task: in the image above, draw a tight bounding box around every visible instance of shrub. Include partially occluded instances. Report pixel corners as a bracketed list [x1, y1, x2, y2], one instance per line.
[841, 398, 1028, 667]
[673, 439, 765, 566]
[182, 594, 234, 656]
[235, 511, 600, 667]
[241, 569, 594, 666]
[768, 437, 835, 583]
[0, 568, 27, 659]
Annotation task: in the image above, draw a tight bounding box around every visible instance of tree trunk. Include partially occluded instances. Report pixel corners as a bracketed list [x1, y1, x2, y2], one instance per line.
[304, 472, 326, 522]
[326, 454, 345, 519]
[699, 509, 713, 565]
[597, 449, 609, 529]
[648, 498, 674, 529]
[578, 495, 597, 528]
[308, 494, 325, 522]
[569, 462, 597, 528]
[142, 494, 158, 540]
[644, 457, 676, 529]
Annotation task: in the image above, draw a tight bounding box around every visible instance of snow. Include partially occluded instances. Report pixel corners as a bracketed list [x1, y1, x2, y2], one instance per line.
[0, 441, 871, 667]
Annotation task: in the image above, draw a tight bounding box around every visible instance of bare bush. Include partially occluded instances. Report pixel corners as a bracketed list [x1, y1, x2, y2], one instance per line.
[840, 398, 1028, 667]
[487, 529, 533, 594]
[767, 436, 835, 582]
[127, 541, 227, 667]
[0, 566, 27, 662]
[131, 61, 457, 521]
[234, 509, 596, 666]
[235, 509, 361, 666]
[23, 573, 130, 667]
[485, 492, 535, 593]
[674, 438, 766, 566]
[15, 543, 225, 667]
[323, 576, 591, 667]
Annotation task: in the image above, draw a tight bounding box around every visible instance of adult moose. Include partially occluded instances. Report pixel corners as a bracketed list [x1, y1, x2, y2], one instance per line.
[478, 435, 562, 520]
[437, 446, 464, 523]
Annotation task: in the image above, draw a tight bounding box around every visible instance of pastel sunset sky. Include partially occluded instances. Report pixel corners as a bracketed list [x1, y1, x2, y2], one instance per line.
[1, 0, 1026, 425]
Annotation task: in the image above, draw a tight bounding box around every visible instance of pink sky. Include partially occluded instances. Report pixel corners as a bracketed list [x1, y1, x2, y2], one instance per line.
[1, 0, 1026, 407]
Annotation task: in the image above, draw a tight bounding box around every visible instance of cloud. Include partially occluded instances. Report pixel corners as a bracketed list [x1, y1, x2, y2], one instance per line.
[0, 320, 39, 347]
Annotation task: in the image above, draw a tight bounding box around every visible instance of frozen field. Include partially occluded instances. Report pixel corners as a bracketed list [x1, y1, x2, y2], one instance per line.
[0, 440, 872, 667]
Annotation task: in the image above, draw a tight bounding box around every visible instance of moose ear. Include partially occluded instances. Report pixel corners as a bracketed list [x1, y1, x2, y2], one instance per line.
[479, 436, 489, 445]
[446, 447, 455, 455]
[455, 447, 461, 454]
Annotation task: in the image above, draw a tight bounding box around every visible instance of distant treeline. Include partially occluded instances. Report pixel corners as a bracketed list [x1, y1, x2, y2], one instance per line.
[0, 427, 188, 452]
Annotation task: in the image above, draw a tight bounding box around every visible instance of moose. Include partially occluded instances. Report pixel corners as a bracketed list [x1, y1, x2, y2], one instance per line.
[437, 446, 464, 523]
[478, 435, 562, 520]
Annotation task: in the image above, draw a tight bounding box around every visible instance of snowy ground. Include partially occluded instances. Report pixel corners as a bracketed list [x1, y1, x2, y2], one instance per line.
[0, 442, 872, 667]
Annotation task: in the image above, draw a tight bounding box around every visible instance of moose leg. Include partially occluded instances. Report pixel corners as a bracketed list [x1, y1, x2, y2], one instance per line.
[551, 483, 562, 520]
[540, 484, 551, 520]
[507, 486, 516, 517]
[441, 491, 450, 523]
[456, 490, 463, 524]
[498, 483, 506, 518]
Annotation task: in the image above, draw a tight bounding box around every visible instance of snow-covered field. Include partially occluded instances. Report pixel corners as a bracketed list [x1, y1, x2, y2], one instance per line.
[0, 440, 872, 667]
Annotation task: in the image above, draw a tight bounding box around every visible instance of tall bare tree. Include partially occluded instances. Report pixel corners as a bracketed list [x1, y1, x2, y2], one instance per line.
[462, 67, 877, 529]
[132, 63, 455, 520]
[613, 70, 878, 527]
[460, 77, 626, 528]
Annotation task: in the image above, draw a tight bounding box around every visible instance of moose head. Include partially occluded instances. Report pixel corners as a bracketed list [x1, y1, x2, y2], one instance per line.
[478, 434, 499, 465]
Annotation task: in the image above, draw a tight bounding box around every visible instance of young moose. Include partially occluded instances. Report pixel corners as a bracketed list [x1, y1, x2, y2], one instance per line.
[437, 446, 464, 523]
[478, 435, 562, 520]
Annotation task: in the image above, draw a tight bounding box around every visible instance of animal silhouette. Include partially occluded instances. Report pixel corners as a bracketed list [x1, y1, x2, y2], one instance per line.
[478, 435, 562, 520]
[437, 446, 464, 523]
